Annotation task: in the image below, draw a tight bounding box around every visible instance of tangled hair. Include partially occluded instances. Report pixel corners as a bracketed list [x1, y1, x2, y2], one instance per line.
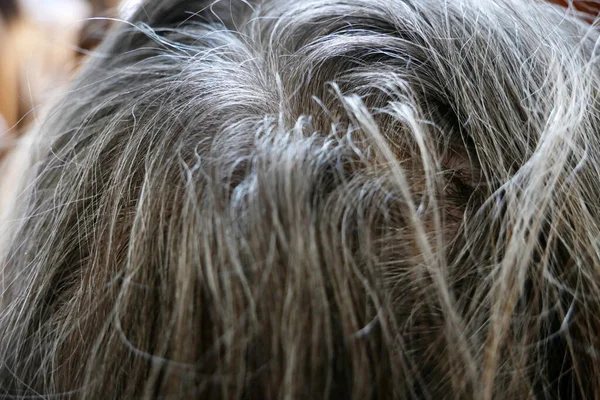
[1, 0, 600, 398]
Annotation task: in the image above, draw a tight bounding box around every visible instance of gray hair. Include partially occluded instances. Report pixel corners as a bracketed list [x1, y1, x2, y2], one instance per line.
[1, 0, 600, 398]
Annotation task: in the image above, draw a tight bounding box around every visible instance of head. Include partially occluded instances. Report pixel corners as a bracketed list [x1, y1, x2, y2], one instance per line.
[1, 0, 600, 398]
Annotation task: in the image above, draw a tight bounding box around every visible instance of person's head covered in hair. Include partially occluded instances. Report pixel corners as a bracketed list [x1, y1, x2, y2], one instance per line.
[1, 0, 600, 398]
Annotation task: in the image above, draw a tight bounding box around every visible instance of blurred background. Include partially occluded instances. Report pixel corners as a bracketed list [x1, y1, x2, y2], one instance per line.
[0, 0, 141, 138]
[0, 0, 598, 142]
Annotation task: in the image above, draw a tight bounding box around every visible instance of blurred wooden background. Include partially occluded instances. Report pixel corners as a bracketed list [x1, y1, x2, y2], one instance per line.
[0, 0, 128, 135]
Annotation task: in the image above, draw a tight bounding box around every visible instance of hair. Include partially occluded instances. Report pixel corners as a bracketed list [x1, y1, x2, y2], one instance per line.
[1, 0, 600, 398]
[78, 0, 121, 56]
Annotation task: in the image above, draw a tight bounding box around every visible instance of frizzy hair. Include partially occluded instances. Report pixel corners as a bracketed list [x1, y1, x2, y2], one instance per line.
[1, 0, 600, 398]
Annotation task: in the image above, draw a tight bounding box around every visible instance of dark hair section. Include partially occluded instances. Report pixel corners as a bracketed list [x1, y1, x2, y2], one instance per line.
[1, 0, 600, 399]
